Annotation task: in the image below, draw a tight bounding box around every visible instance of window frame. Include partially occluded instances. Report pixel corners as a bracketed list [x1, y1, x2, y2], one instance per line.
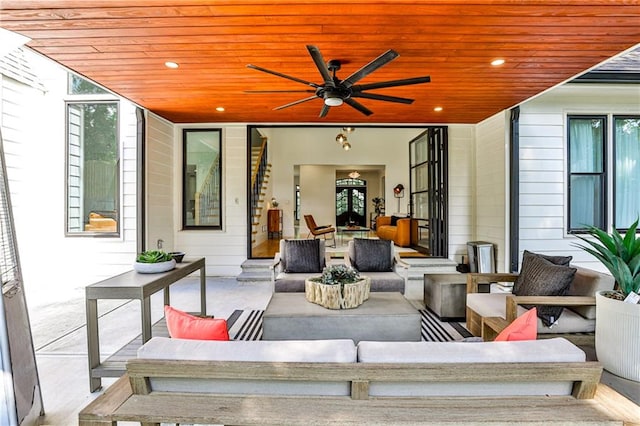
[612, 115, 640, 232]
[566, 114, 607, 233]
[64, 99, 121, 237]
[182, 128, 223, 230]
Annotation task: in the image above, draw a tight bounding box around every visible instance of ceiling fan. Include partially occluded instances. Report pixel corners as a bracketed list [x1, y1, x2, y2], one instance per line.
[246, 45, 431, 117]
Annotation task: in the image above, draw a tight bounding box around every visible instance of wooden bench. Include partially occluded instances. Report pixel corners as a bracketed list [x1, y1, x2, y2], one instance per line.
[78, 359, 618, 426]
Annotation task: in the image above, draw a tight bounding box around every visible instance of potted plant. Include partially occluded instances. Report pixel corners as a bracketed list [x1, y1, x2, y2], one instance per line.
[573, 218, 640, 382]
[372, 197, 385, 215]
[305, 264, 370, 309]
[134, 250, 176, 274]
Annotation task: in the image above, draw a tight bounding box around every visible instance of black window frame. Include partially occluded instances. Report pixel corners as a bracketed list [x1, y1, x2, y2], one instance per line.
[567, 115, 607, 233]
[612, 115, 640, 232]
[182, 128, 223, 230]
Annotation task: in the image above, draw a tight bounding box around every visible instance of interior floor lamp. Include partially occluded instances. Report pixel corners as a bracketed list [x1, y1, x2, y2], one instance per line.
[393, 184, 405, 213]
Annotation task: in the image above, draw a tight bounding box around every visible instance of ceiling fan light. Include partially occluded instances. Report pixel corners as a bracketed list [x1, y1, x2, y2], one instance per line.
[324, 96, 343, 107]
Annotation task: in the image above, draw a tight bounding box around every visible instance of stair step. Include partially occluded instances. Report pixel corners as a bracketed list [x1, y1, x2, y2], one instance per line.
[236, 270, 272, 282]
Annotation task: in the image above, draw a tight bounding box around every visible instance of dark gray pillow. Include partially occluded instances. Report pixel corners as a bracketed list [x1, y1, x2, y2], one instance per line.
[513, 251, 572, 294]
[513, 252, 577, 327]
[284, 239, 322, 273]
[353, 239, 393, 272]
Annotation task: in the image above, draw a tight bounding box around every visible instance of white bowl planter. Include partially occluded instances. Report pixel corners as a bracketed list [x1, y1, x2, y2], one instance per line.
[134, 259, 176, 274]
[595, 291, 640, 382]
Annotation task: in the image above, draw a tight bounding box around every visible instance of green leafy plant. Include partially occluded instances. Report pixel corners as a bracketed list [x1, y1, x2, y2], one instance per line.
[136, 250, 174, 263]
[372, 197, 385, 214]
[311, 264, 361, 286]
[573, 218, 640, 298]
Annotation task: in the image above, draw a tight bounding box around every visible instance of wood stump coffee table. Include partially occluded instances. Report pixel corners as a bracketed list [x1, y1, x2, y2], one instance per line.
[262, 292, 421, 343]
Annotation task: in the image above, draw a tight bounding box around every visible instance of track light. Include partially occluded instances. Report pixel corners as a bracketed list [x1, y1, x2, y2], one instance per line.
[336, 133, 347, 144]
[342, 141, 351, 151]
[343, 126, 355, 133]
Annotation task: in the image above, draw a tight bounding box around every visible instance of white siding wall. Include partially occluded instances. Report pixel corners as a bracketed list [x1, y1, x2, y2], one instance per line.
[448, 125, 475, 263]
[146, 112, 174, 251]
[174, 125, 247, 276]
[518, 83, 640, 272]
[474, 111, 509, 271]
[0, 51, 138, 306]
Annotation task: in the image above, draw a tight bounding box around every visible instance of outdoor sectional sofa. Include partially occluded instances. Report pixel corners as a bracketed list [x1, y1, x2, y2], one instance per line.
[79, 336, 608, 425]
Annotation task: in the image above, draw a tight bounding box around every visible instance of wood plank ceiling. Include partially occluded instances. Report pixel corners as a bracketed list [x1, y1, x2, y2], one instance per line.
[1, 1, 640, 124]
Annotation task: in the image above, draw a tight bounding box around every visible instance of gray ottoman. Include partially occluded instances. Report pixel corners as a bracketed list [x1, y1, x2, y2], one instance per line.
[263, 292, 421, 343]
[424, 273, 478, 321]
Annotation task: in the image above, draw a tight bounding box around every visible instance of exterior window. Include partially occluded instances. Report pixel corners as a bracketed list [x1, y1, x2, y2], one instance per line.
[567, 116, 606, 232]
[66, 101, 119, 235]
[182, 129, 222, 229]
[614, 117, 640, 229]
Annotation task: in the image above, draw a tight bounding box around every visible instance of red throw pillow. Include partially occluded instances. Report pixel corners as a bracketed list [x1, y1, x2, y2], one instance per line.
[164, 305, 229, 341]
[494, 307, 537, 341]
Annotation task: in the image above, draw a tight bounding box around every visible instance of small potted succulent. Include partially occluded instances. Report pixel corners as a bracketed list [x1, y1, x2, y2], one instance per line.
[573, 218, 640, 382]
[305, 265, 370, 309]
[134, 250, 176, 273]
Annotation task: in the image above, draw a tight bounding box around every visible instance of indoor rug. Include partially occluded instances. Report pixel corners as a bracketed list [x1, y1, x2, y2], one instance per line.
[227, 308, 472, 342]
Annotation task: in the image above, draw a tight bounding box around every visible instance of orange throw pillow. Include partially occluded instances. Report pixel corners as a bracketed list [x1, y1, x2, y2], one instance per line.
[494, 307, 537, 341]
[164, 305, 229, 341]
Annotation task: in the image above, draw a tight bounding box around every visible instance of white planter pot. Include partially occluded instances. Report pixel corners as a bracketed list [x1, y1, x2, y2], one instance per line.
[596, 291, 640, 382]
[133, 259, 176, 274]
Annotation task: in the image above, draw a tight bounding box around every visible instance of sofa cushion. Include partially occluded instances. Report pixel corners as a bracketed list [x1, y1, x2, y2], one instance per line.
[164, 305, 229, 341]
[138, 337, 357, 396]
[567, 267, 615, 319]
[513, 251, 577, 326]
[495, 307, 537, 341]
[356, 338, 585, 397]
[351, 238, 393, 272]
[466, 293, 595, 334]
[282, 239, 323, 273]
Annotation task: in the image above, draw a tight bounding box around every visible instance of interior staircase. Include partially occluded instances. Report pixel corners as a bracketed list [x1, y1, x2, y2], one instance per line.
[250, 136, 271, 245]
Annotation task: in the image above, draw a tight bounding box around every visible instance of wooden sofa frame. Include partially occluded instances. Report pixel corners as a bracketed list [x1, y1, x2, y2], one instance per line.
[79, 358, 605, 425]
[466, 273, 596, 345]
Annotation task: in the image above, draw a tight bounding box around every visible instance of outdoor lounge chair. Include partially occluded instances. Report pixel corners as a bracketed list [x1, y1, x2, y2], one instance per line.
[345, 239, 409, 294]
[271, 238, 331, 292]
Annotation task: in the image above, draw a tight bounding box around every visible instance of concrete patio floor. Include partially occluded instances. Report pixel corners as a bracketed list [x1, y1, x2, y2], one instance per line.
[27, 276, 638, 425]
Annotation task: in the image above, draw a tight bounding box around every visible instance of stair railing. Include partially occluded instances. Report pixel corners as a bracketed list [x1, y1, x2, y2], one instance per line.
[251, 137, 268, 214]
[194, 153, 220, 225]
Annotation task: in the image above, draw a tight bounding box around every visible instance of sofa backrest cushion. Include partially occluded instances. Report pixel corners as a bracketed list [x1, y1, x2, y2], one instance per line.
[349, 238, 394, 272]
[568, 267, 615, 319]
[357, 338, 586, 397]
[137, 337, 356, 396]
[280, 239, 325, 273]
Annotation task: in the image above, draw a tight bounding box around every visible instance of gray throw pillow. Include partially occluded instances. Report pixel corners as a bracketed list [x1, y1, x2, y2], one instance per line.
[513, 251, 572, 294]
[283, 239, 322, 273]
[352, 239, 393, 272]
[513, 252, 577, 327]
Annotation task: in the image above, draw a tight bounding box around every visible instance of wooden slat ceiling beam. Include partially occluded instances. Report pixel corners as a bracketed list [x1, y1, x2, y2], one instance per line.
[2, 1, 639, 124]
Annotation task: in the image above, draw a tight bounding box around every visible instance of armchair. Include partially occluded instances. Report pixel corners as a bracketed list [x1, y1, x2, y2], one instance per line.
[271, 239, 331, 292]
[345, 239, 409, 293]
[466, 265, 614, 345]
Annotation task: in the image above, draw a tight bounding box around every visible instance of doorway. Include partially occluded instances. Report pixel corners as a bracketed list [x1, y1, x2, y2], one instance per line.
[336, 178, 366, 226]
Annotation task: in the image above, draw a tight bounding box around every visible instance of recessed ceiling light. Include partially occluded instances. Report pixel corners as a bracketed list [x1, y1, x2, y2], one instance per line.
[491, 58, 505, 66]
[434, 106, 443, 112]
[215, 106, 225, 112]
[164, 61, 179, 69]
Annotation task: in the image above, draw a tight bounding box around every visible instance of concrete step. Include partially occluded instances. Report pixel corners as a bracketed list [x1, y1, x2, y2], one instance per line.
[237, 259, 273, 282]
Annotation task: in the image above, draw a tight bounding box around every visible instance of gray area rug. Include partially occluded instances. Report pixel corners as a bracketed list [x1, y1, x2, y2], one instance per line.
[227, 308, 472, 342]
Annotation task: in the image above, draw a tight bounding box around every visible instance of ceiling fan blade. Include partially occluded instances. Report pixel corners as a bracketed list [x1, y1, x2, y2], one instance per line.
[351, 92, 414, 104]
[273, 95, 318, 111]
[306, 45, 336, 88]
[344, 98, 373, 116]
[244, 90, 315, 93]
[342, 49, 399, 88]
[247, 64, 319, 88]
[355, 76, 431, 91]
[319, 104, 330, 118]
